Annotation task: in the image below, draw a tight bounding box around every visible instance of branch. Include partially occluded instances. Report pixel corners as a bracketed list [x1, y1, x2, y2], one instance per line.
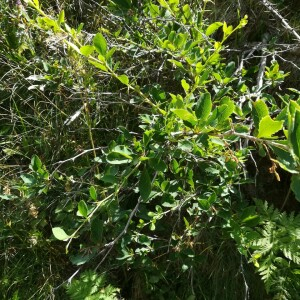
[260, 0, 300, 42]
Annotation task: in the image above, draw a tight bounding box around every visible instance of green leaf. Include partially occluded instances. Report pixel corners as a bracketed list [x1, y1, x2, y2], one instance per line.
[20, 174, 36, 185]
[89, 186, 97, 201]
[52, 227, 70, 241]
[30, 154, 42, 171]
[181, 79, 190, 93]
[205, 22, 223, 36]
[257, 116, 283, 138]
[139, 168, 151, 201]
[93, 33, 107, 56]
[149, 157, 167, 172]
[91, 217, 103, 243]
[291, 174, 300, 201]
[216, 103, 234, 124]
[271, 144, 298, 174]
[253, 100, 269, 128]
[80, 45, 94, 56]
[57, 10, 65, 25]
[111, 0, 131, 9]
[289, 110, 300, 160]
[117, 74, 129, 85]
[171, 109, 197, 126]
[88, 59, 108, 71]
[78, 200, 88, 218]
[195, 92, 212, 120]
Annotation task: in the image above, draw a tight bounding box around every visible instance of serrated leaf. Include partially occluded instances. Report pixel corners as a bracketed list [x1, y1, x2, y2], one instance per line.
[195, 92, 212, 120]
[257, 116, 283, 138]
[117, 74, 129, 85]
[139, 168, 151, 201]
[171, 109, 197, 126]
[205, 22, 223, 36]
[89, 186, 97, 201]
[93, 33, 107, 56]
[52, 227, 70, 241]
[78, 200, 88, 218]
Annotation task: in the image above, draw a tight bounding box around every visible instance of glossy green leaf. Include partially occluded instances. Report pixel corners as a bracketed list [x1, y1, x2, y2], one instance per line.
[195, 92, 212, 120]
[271, 145, 298, 174]
[205, 22, 223, 36]
[117, 74, 129, 85]
[30, 154, 42, 171]
[89, 186, 97, 201]
[139, 168, 151, 201]
[93, 33, 107, 56]
[78, 200, 88, 218]
[217, 103, 234, 124]
[181, 79, 190, 93]
[257, 116, 283, 138]
[253, 100, 269, 128]
[52, 227, 70, 241]
[171, 109, 197, 126]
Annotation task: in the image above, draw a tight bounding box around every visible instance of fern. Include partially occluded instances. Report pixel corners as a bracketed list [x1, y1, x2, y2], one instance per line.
[65, 270, 120, 300]
[242, 200, 300, 299]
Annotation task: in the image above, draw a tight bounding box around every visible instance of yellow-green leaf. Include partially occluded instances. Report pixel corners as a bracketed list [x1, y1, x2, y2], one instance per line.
[93, 33, 107, 56]
[257, 116, 283, 138]
[171, 109, 197, 126]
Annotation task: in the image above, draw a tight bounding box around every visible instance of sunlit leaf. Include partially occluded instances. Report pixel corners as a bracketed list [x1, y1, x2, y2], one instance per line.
[205, 22, 223, 36]
[257, 116, 283, 138]
[52, 227, 70, 241]
[171, 109, 197, 126]
[93, 33, 107, 56]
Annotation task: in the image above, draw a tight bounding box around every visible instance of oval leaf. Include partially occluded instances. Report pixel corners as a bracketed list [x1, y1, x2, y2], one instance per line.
[171, 109, 197, 126]
[89, 186, 97, 201]
[195, 92, 212, 120]
[139, 168, 151, 201]
[78, 200, 88, 218]
[117, 74, 129, 85]
[93, 33, 107, 56]
[205, 22, 223, 36]
[52, 227, 70, 241]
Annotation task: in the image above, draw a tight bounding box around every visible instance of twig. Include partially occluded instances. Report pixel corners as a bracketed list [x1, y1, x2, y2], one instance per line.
[95, 172, 158, 270]
[52, 146, 105, 168]
[260, 0, 300, 42]
[256, 33, 269, 99]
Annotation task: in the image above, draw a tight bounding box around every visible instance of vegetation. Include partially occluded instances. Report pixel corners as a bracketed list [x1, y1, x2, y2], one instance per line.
[1, 0, 300, 299]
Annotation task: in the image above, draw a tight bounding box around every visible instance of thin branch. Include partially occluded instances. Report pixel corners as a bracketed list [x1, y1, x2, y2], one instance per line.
[52, 146, 105, 167]
[260, 0, 300, 42]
